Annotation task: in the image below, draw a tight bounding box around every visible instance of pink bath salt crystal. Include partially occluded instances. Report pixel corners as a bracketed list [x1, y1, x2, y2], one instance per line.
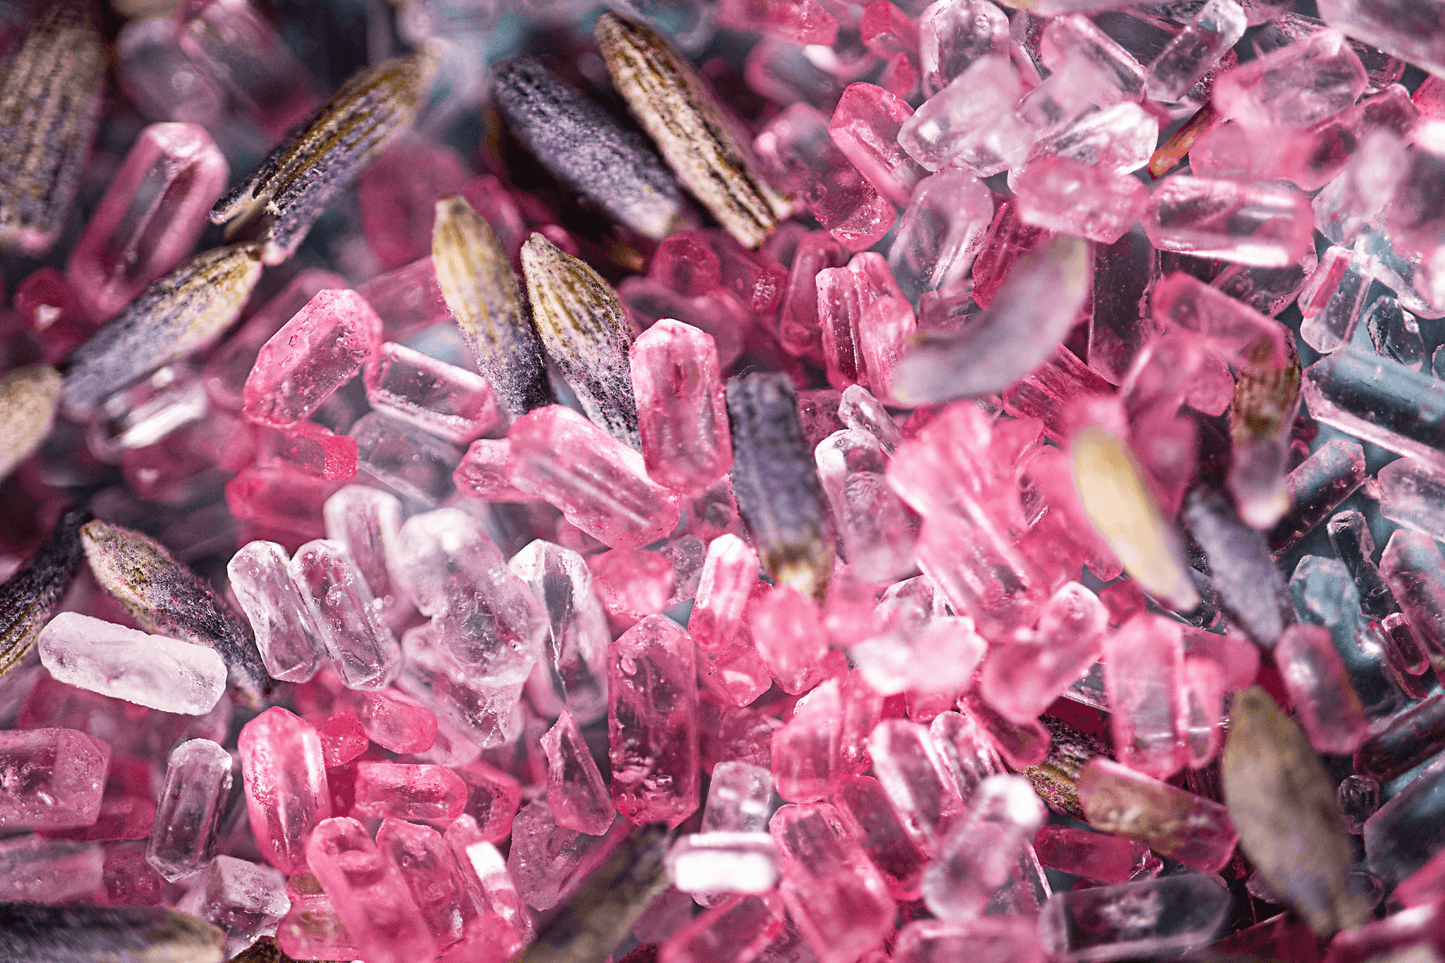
[717, 0, 839, 45]
[998, 348, 1111, 444]
[506, 799, 622, 911]
[690, 535, 762, 655]
[833, 774, 929, 899]
[956, 692, 1052, 770]
[1178, 656, 1225, 769]
[204, 269, 347, 411]
[899, 55, 1030, 177]
[753, 104, 897, 252]
[0, 728, 110, 831]
[66, 123, 230, 320]
[921, 774, 1046, 921]
[1076, 758, 1237, 872]
[748, 585, 831, 695]
[770, 803, 897, 963]
[316, 713, 369, 768]
[706, 232, 789, 318]
[816, 266, 872, 390]
[1142, 177, 1315, 270]
[1014, 157, 1149, 245]
[292, 539, 403, 692]
[868, 719, 966, 851]
[650, 232, 722, 297]
[772, 679, 845, 803]
[1213, 29, 1366, 129]
[256, 422, 358, 481]
[662, 894, 786, 963]
[509, 405, 682, 550]
[919, 0, 1011, 97]
[0, 835, 104, 903]
[1180, 628, 1260, 691]
[980, 582, 1109, 725]
[1033, 825, 1152, 884]
[359, 137, 472, 270]
[1145, 0, 1247, 102]
[1298, 246, 1371, 354]
[307, 816, 439, 963]
[1104, 613, 1184, 780]
[437, 913, 527, 963]
[894, 918, 1044, 963]
[778, 232, 850, 363]
[13, 267, 95, 362]
[631, 319, 734, 495]
[279, 870, 363, 959]
[590, 548, 676, 628]
[239, 707, 331, 875]
[42, 792, 156, 842]
[828, 83, 929, 208]
[541, 710, 615, 835]
[355, 256, 454, 339]
[352, 762, 468, 823]
[863, 0, 919, 55]
[376, 817, 478, 950]
[176, 0, 320, 136]
[454, 438, 535, 502]
[337, 688, 438, 754]
[1151, 271, 1291, 371]
[698, 634, 776, 709]
[888, 169, 995, 304]
[858, 295, 917, 404]
[452, 760, 523, 843]
[609, 616, 701, 827]
[363, 341, 500, 445]
[101, 841, 165, 906]
[972, 201, 1054, 310]
[242, 290, 383, 431]
[1274, 623, 1371, 754]
[1039, 14, 1145, 98]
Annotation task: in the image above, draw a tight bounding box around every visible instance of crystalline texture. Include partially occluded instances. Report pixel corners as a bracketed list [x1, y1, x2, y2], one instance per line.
[0, 727, 109, 831]
[238, 707, 330, 875]
[1039, 873, 1231, 961]
[542, 709, 615, 834]
[291, 539, 401, 691]
[228, 541, 324, 684]
[631, 319, 734, 495]
[147, 738, 233, 882]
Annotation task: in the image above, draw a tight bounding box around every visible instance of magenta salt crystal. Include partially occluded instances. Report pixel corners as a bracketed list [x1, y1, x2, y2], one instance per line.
[336, 687, 438, 754]
[1104, 613, 1185, 779]
[651, 232, 722, 296]
[1382, 531, 1445, 663]
[1014, 157, 1148, 245]
[630, 319, 733, 496]
[146, 738, 233, 882]
[661, 894, 785, 963]
[895, 918, 1044, 963]
[899, 55, 1029, 176]
[507, 798, 620, 910]
[242, 290, 383, 431]
[919, 0, 1010, 97]
[362, 341, 500, 445]
[778, 232, 849, 362]
[509, 539, 611, 724]
[542, 709, 615, 835]
[307, 816, 439, 963]
[0, 835, 104, 903]
[322, 484, 403, 611]
[291, 539, 402, 691]
[509, 405, 681, 549]
[352, 762, 468, 823]
[609, 615, 700, 827]
[1274, 623, 1371, 754]
[1145, 0, 1247, 102]
[889, 170, 993, 304]
[0, 727, 109, 831]
[1040, 872, 1232, 961]
[752, 104, 896, 252]
[1033, 826, 1152, 885]
[455, 438, 535, 502]
[832, 774, 929, 899]
[316, 713, 368, 767]
[748, 585, 830, 694]
[376, 817, 477, 950]
[1299, 246, 1372, 353]
[921, 774, 1046, 921]
[769, 802, 896, 963]
[980, 582, 1108, 725]
[114, 17, 226, 126]
[690, 534, 761, 654]
[867, 719, 965, 851]
[239, 707, 330, 875]
[828, 83, 929, 207]
[447, 821, 532, 940]
[772, 678, 846, 803]
[65, 123, 229, 320]
[179, 855, 290, 956]
[360, 138, 472, 270]
[278, 870, 363, 959]
[590, 548, 674, 627]
[815, 428, 919, 583]
[1145, 176, 1316, 270]
[717, 0, 839, 44]
[356, 256, 455, 339]
[1214, 29, 1367, 129]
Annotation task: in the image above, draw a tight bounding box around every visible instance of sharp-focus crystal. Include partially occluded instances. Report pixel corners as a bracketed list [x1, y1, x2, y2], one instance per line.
[352, 762, 468, 822]
[631, 319, 733, 495]
[238, 708, 330, 875]
[1142, 177, 1314, 268]
[828, 83, 929, 207]
[609, 615, 700, 827]
[509, 539, 611, 723]
[291, 539, 401, 691]
[147, 738, 233, 882]
[228, 541, 324, 685]
[888, 169, 994, 303]
[1103, 613, 1184, 779]
[543, 709, 615, 834]
[1033, 826, 1152, 884]
[899, 55, 1030, 177]
[0, 727, 109, 831]
[1213, 29, 1367, 129]
[1299, 246, 1371, 354]
[363, 341, 500, 445]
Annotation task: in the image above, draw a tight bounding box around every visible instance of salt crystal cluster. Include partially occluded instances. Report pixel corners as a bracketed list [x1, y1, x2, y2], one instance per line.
[8, 0, 1445, 961]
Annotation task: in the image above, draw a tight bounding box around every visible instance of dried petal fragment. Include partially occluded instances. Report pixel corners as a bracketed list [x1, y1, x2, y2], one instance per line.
[1221, 686, 1371, 937]
[595, 12, 792, 250]
[0, 507, 90, 679]
[492, 57, 687, 240]
[211, 49, 438, 265]
[521, 232, 640, 449]
[0, 0, 105, 255]
[59, 243, 264, 420]
[0, 365, 61, 483]
[80, 519, 268, 706]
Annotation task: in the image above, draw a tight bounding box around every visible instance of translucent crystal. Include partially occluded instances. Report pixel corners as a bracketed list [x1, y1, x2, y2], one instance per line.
[631, 319, 734, 496]
[508, 539, 611, 724]
[147, 738, 233, 882]
[887, 169, 994, 303]
[898, 55, 1030, 177]
[542, 709, 615, 834]
[228, 541, 324, 684]
[0, 727, 109, 831]
[919, 0, 1011, 96]
[1274, 624, 1370, 754]
[828, 82, 929, 207]
[920, 775, 1046, 920]
[1290, 555, 1405, 720]
[667, 833, 781, 895]
[1144, 0, 1246, 102]
[376, 817, 477, 950]
[1039, 873, 1231, 961]
[363, 341, 499, 445]
[1077, 758, 1238, 872]
[291, 539, 401, 691]
[353, 762, 469, 823]
[1142, 177, 1315, 268]
[180, 855, 290, 957]
[238, 708, 330, 876]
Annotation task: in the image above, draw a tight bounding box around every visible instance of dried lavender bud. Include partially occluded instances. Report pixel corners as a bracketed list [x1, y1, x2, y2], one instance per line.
[1222, 686, 1372, 937]
[0, 366, 61, 483]
[59, 243, 264, 420]
[1023, 715, 1112, 820]
[433, 195, 553, 419]
[492, 57, 688, 241]
[1182, 485, 1295, 647]
[521, 232, 640, 449]
[211, 48, 438, 265]
[594, 12, 792, 250]
[0, 506, 91, 679]
[80, 519, 270, 706]
[0, 902, 225, 962]
[0, 0, 105, 255]
[515, 824, 673, 963]
[726, 373, 833, 599]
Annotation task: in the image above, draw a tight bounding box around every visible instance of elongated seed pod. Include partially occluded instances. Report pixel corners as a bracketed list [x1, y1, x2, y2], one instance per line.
[595, 12, 791, 250]
[433, 195, 553, 419]
[0, 507, 91, 679]
[0, 366, 62, 483]
[212, 48, 438, 265]
[522, 232, 640, 449]
[60, 243, 265, 419]
[0, 902, 226, 962]
[0, 0, 105, 255]
[81, 519, 270, 706]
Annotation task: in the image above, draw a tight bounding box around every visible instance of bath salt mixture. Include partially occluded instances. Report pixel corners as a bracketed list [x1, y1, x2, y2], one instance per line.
[4, 0, 1445, 960]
